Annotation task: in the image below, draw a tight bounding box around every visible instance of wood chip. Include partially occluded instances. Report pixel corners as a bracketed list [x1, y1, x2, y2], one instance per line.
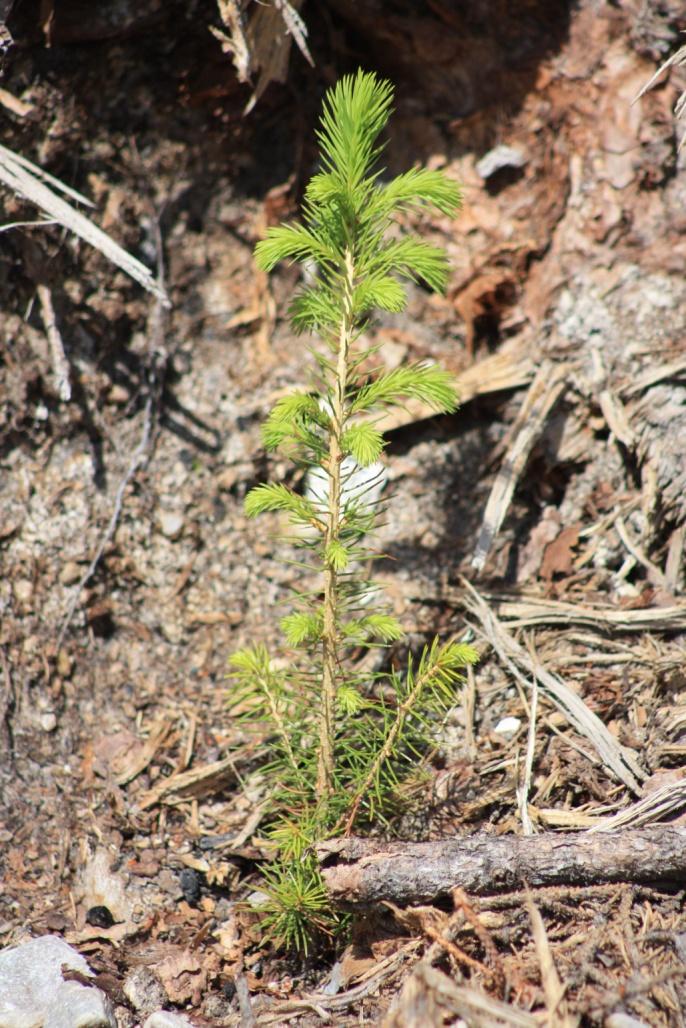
[136, 747, 253, 809]
[115, 716, 175, 786]
[0, 86, 34, 118]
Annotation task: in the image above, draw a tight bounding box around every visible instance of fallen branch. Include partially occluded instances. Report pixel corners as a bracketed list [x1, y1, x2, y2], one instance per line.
[318, 826, 686, 905]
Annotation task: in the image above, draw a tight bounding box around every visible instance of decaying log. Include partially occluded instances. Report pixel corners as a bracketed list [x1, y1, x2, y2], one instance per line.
[318, 827, 686, 905]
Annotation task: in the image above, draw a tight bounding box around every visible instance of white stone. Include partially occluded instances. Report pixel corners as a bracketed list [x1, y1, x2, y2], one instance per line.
[493, 716, 522, 738]
[158, 511, 184, 540]
[0, 935, 116, 1028]
[39, 712, 57, 732]
[143, 1014, 198, 1028]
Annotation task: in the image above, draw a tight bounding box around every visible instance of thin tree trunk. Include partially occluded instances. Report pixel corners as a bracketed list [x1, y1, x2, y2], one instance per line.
[316, 248, 355, 801]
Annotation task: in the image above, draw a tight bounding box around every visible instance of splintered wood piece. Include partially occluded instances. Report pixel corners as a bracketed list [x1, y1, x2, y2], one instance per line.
[136, 747, 253, 810]
[372, 336, 535, 435]
[318, 826, 686, 905]
[471, 360, 569, 571]
[591, 345, 636, 449]
[244, 0, 310, 114]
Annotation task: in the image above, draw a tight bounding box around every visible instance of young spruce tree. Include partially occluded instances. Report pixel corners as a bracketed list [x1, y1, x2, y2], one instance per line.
[229, 70, 478, 953]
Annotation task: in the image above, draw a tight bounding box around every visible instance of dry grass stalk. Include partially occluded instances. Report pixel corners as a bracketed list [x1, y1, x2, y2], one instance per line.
[0, 143, 170, 305]
[517, 643, 539, 835]
[458, 592, 686, 633]
[526, 890, 578, 1028]
[588, 778, 686, 833]
[460, 579, 646, 792]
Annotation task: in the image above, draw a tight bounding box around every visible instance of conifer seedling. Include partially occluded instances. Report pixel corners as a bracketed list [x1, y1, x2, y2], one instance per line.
[229, 69, 478, 952]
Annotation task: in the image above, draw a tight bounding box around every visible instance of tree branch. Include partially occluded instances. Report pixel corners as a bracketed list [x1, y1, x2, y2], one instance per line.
[318, 827, 686, 905]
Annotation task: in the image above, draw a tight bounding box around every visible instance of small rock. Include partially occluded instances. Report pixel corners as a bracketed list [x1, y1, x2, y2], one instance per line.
[86, 905, 114, 928]
[158, 510, 184, 540]
[39, 712, 58, 732]
[179, 868, 202, 905]
[13, 579, 33, 605]
[60, 561, 82, 586]
[606, 1014, 650, 1028]
[493, 716, 522, 739]
[123, 967, 168, 1016]
[0, 935, 116, 1028]
[143, 1013, 197, 1028]
[107, 384, 129, 405]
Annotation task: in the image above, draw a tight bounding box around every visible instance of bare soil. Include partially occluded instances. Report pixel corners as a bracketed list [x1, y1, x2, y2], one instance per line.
[1, 1, 685, 1024]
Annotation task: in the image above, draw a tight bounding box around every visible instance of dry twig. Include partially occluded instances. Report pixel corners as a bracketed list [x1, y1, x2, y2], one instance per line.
[36, 284, 71, 402]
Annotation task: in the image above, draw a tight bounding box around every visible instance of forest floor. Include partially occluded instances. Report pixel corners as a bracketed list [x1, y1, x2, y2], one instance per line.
[1, 1, 686, 1025]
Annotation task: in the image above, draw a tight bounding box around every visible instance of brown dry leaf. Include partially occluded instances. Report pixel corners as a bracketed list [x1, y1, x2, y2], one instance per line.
[92, 730, 139, 779]
[336, 946, 383, 988]
[66, 922, 135, 946]
[540, 523, 581, 582]
[451, 270, 516, 359]
[156, 947, 205, 1005]
[517, 507, 562, 584]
